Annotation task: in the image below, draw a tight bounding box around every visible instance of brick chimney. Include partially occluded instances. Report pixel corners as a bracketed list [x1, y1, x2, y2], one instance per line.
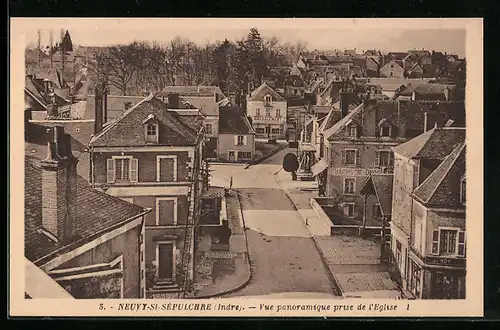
[167, 93, 180, 109]
[94, 85, 104, 134]
[40, 126, 78, 244]
[339, 89, 356, 118]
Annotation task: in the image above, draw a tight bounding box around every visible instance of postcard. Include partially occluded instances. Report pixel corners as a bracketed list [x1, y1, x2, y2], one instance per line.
[10, 17, 483, 317]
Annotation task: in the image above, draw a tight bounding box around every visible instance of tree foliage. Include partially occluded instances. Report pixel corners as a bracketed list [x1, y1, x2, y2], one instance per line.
[83, 28, 310, 96]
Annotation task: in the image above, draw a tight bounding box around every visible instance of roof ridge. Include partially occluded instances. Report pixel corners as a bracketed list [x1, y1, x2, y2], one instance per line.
[89, 95, 151, 145]
[413, 142, 465, 204]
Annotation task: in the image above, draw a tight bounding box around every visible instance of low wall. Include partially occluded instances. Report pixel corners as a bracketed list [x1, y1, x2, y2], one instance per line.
[310, 197, 335, 228]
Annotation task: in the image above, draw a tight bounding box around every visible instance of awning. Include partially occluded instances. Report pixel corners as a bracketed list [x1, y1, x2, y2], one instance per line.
[311, 158, 328, 176]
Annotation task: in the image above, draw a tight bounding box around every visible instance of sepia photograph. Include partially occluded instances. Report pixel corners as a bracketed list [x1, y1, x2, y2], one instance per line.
[10, 18, 483, 317]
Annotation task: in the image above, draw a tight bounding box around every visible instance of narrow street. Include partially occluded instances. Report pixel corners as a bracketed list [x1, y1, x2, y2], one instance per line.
[209, 148, 336, 297]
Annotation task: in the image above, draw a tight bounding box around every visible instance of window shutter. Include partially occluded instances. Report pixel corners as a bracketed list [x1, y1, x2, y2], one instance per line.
[431, 229, 440, 255]
[107, 159, 115, 183]
[234, 135, 238, 145]
[343, 204, 349, 217]
[458, 231, 466, 257]
[389, 152, 394, 166]
[355, 150, 360, 166]
[243, 135, 247, 146]
[375, 151, 380, 167]
[356, 126, 361, 138]
[341, 149, 346, 165]
[130, 158, 138, 182]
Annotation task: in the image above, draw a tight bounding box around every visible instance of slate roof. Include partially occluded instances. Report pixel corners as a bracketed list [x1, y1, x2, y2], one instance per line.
[399, 83, 454, 98]
[412, 142, 466, 207]
[25, 75, 70, 108]
[365, 78, 432, 90]
[168, 109, 206, 132]
[361, 175, 394, 217]
[28, 68, 68, 89]
[392, 127, 466, 159]
[24, 159, 148, 264]
[177, 95, 220, 116]
[88, 95, 200, 147]
[386, 52, 408, 61]
[218, 105, 255, 135]
[247, 82, 286, 102]
[85, 94, 146, 120]
[157, 86, 226, 99]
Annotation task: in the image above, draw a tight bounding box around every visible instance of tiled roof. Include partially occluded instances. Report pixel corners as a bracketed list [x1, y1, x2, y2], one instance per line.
[89, 95, 200, 147]
[323, 103, 363, 139]
[219, 105, 255, 135]
[28, 68, 68, 89]
[392, 127, 466, 159]
[412, 142, 466, 207]
[361, 174, 394, 216]
[157, 86, 226, 99]
[399, 83, 454, 97]
[25, 75, 70, 108]
[169, 109, 206, 132]
[386, 52, 408, 61]
[247, 82, 286, 102]
[24, 159, 148, 264]
[25, 121, 95, 184]
[365, 78, 432, 90]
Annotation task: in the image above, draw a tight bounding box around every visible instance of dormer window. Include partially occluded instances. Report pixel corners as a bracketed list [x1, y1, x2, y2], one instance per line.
[380, 126, 391, 137]
[143, 114, 159, 144]
[348, 126, 357, 137]
[264, 95, 272, 106]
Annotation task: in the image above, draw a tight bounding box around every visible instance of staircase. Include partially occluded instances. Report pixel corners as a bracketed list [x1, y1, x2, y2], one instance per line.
[149, 279, 180, 294]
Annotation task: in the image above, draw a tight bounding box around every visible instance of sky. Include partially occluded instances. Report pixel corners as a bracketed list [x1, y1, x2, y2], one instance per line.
[17, 18, 468, 57]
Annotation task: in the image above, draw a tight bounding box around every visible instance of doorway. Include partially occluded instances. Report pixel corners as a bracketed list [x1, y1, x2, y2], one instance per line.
[265, 125, 271, 137]
[158, 243, 174, 280]
[228, 151, 235, 162]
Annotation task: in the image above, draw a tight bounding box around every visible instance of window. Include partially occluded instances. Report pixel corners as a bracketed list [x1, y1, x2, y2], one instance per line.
[380, 126, 391, 137]
[440, 229, 457, 255]
[264, 95, 272, 106]
[156, 155, 178, 182]
[343, 178, 356, 195]
[156, 197, 178, 226]
[432, 228, 466, 257]
[408, 259, 421, 297]
[294, 89, 298, 95]
[376, 150, 393, 167]
[434, 272, 462, 299]
[237, 135, 244, 146]
[124, 101, 133, 110]
[276, 109, 281, 117]
[266, 108, 271, 117]
[348, 126, 357, 137]
[460, 178, 466, 205]
[107, 156, 138, 183]
[343, 203, 355, 218]
[372, 203, 382, 218]
[394, 240, 403, 270]
[255, 127, 265, 134]
[238, 151, 252, 159]
[344, 149, 358, 166]
[256, 108, 260, 117]
[271, 127, 281, 135]
[205, 123, 213, 135]
[145, 124, 158, 143]
[390, 72, 394, 77]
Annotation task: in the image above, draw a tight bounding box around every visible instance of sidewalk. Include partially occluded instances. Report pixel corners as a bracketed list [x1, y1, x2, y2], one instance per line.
[191, 192, 251, 298]
[274, 170, 400, 299]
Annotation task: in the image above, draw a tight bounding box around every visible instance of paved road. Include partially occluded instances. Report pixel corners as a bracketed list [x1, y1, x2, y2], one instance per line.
[209, 148, 335, 297]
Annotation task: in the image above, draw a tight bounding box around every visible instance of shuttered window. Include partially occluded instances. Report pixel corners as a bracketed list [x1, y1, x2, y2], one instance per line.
[157, 156, 177, 182]
[432, 229, 440, 255]
[156, 198, 177, 226]
[107, 157, 137, 183]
